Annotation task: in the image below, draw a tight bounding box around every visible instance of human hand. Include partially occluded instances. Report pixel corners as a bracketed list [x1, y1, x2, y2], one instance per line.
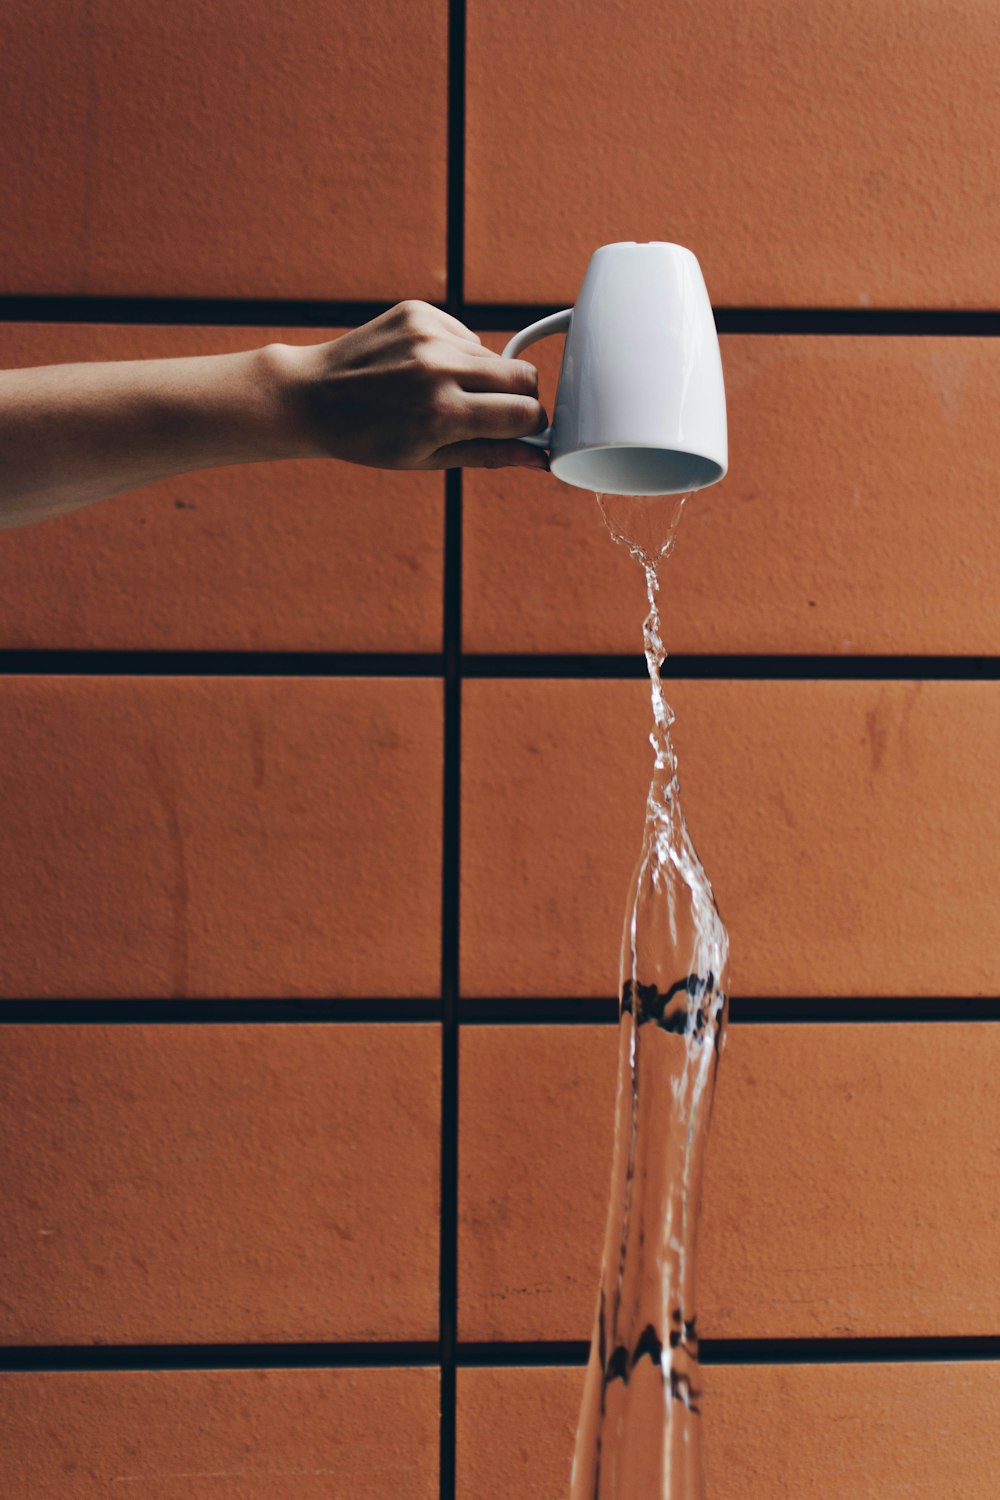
[267, 301, 549, 473]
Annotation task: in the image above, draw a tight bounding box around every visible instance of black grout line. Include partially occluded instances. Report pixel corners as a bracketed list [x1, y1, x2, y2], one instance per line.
[438, 469, 462, 1500]
[456, 1342, 590, 1367]
[2, 297, 1000, 336]
[459, 998, 621, 1024]
[469, 306, 1000, 336]
[439, 3, 466, 1494]
[444, 12, 466, 317]
[455, 1336, 1000, 1367]
[0, 651, 997, 681]
[6, 1336, 999, 1374]
[459, 996, 1000, 1025]
[0, 999, 442, 1025]
[0, 297, 397, 328]
[0, 997, 995, 1026]
[732, 997, 1000, 1024]
[714, 309, 1000, 336]
[701, 1336, 1000, 1364]
[0, 1343, 440, 1373]
[464, 654, 1000, 681]
[0, 651, 444, 677]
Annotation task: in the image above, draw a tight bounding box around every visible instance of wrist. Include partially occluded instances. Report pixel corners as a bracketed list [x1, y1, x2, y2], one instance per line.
[253, 341, 325, 462]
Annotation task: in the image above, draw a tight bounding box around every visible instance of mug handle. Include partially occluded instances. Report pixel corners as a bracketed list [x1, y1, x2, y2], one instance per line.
[501, 308, 573, 448]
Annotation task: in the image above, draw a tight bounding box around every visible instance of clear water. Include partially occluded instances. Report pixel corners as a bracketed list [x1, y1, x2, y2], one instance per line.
[570, 495, 731, 1499]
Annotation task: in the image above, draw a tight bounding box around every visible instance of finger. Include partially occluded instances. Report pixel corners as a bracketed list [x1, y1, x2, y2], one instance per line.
[452, 354, 540, 395]
[446, 392, 548, 442]
[425, 438, 550, 471]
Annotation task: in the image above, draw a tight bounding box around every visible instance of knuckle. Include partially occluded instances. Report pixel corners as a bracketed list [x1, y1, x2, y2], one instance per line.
[397, 298, 429, 321]
[413, 336, 450, 373]
[386, 300, 416, 332]
[518, 396, 545, 432]
[398, 299, 440, 338]
[516, 360, 539, 393]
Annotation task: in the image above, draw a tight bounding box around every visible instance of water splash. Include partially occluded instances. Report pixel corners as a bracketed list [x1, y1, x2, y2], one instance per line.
[596, 491, 689, 572]
[570, 495, 731, 1500]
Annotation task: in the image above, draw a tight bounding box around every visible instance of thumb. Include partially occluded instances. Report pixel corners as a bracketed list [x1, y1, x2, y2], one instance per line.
[428, 438, 550, 472]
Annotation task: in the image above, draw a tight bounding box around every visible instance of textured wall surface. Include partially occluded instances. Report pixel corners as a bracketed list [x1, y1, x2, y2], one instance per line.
[0, 0, 997, 1495]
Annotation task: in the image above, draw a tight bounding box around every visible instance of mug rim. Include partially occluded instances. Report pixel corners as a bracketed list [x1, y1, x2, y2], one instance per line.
[550, 441, 726, 495]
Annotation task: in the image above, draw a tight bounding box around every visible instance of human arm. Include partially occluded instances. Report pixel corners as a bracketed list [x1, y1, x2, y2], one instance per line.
[0, 301, 548, 530]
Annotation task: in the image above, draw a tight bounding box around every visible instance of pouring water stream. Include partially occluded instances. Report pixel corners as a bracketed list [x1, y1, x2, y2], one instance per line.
[568, 493, 731, 1500]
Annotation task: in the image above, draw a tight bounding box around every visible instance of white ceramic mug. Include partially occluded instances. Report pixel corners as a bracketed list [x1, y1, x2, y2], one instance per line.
[502, 242, 728, 495]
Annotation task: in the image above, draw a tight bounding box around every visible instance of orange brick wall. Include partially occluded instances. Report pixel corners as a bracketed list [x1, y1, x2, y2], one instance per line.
[1, 3, 998, 1497]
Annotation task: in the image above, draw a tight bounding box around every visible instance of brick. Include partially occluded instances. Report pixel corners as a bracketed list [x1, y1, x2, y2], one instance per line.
[0, 677, 442, 998]
[0, 1024, 440, 1343]
[461, 680, 1000, 998]
[0, 0, 446, 299]
[0, 324, 443, 652]
[0, 1368, 438, 1498]
[458, 1364, 1000, 1499]
[459, 1024, 1000, 1340]
[464, 335, 1000, 655]
[466, 0, 1000, 306]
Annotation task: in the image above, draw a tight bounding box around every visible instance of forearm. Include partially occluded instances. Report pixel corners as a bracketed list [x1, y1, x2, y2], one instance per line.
[0, 344, 296, 529]
[0, 304, 548, 531]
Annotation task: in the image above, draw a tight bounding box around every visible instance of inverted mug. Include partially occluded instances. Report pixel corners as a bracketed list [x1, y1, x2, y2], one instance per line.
[501, 242, 728, 496]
